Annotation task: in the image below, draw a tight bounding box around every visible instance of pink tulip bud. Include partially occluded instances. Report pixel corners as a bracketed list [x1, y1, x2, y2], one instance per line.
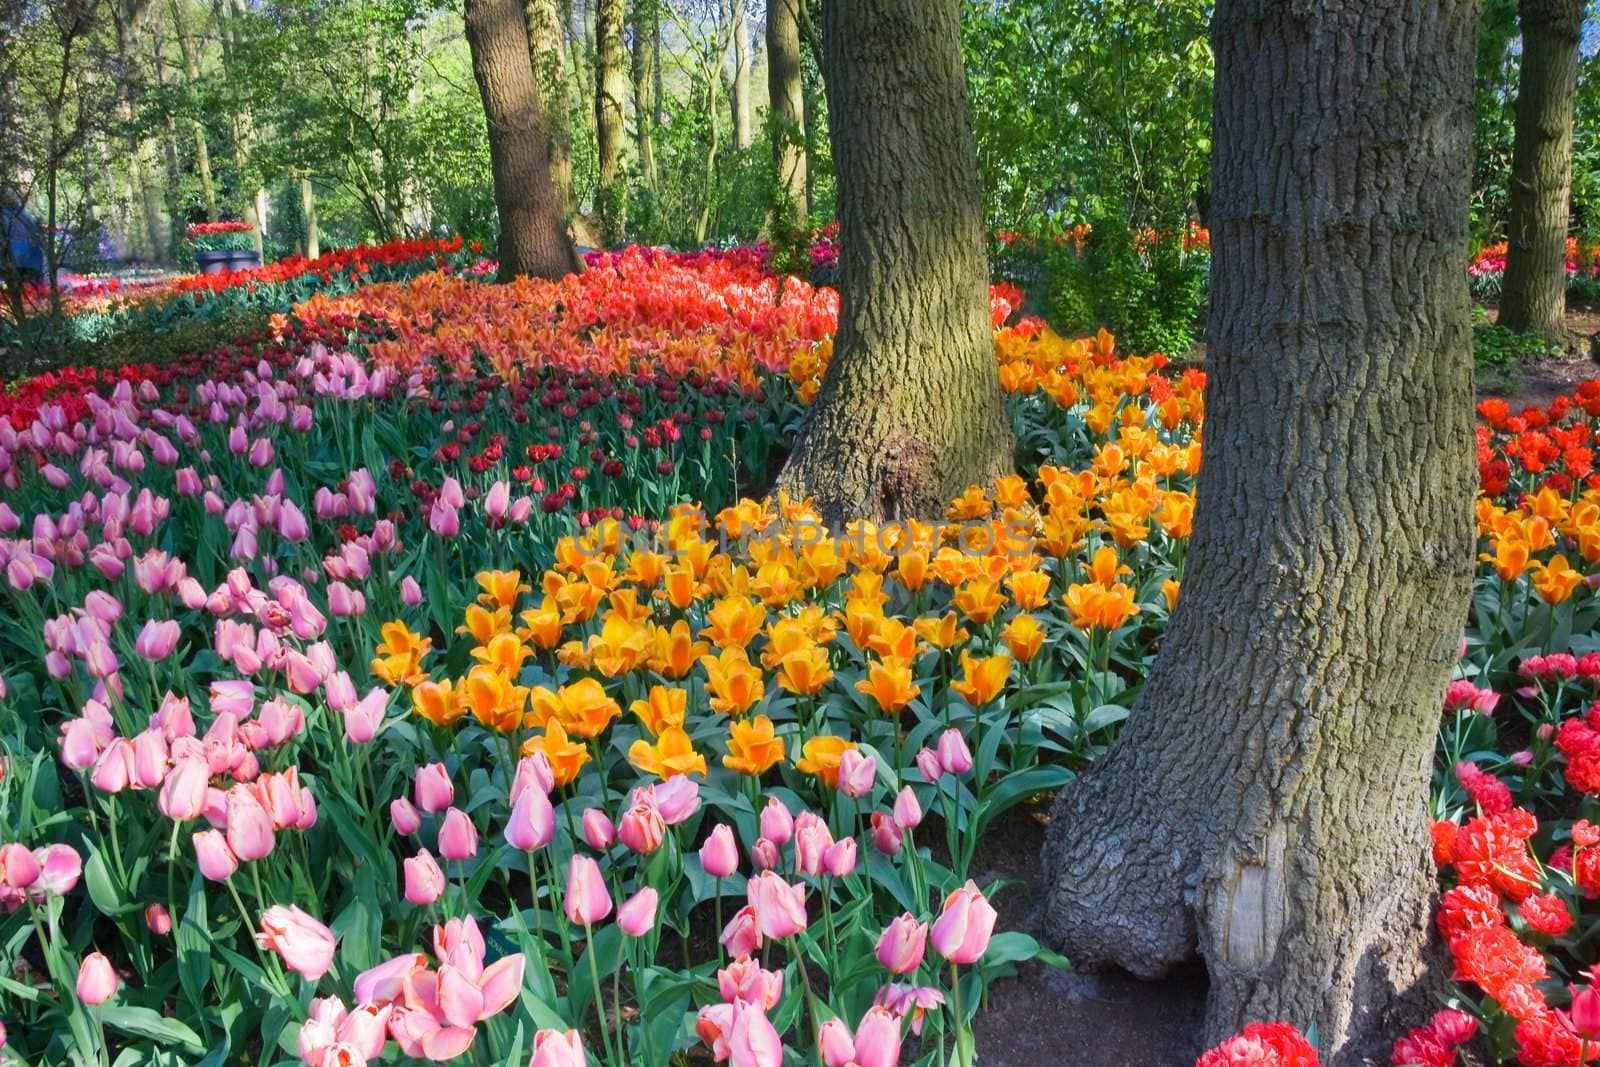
[0, 843, 39, 888]
[818, 1018, 855, 1067]
[76, 951, 118, 1005]
[529, 1029, 587, 1067]
[717, 955, 784, 1010]
[414, 764, 454, 813]
[618, 801, 665, 854]
[344, 688, 387, 744]
[135, 619, 181, 661]
[564, 855, 612, 925]
[758, 796, 793, 847]
[746, 871, 807, 939]
[437, 808, 478, 861]
[581, 808, 615, 850]
[399, 576, 423, 607]
[403, 849, 446, 906]
[750, 837, 779, 871]
[699, 824, 739, 878]
[875, 913, 928, 974]
[145, 902, 172, 936]
[914, 747, 943, 782]
[193, 829, 238, 881]
[157, 757, 210, 821]
[930, 880, 998, 965]
[226, 788, 276, 862]
[794, 818, 834, 877]
[257, 904, 337, 981]
[32, 843, 82, 896]
[133, 729, 169, 789]
[893, 786, 923, 831]
[511, 753, 555, 803]
[851, 1005, 903, 1067]
[822, 838, 857, 879]
[90, 739, 135, 794]
[936, 729, 973, 775]
[390, 797, 422, 835]
[838, 750, 876, 798]
[617, 887, 659, 937]
[720, 904, 762, 957]
[506, 785, 554, 852]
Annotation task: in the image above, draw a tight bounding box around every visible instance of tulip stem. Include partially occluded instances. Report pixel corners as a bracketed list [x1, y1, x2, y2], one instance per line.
[949, 962, 974, 1067]
[583, 920, 620, 1066]
[714, 876, 725, 964]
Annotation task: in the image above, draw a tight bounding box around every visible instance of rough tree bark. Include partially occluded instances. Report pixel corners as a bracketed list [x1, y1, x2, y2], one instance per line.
[771, 0, 1012, 523]
[464, 0, 582, 281]
[1498, 0, 1583, 345]
[593, 0, 628, 242]
[168, 0, 217, 220]
[300, 176, 319, 259]
[524, 0, 577, 219]
[766, 0, 807, 227]
[629, 0, 658, 189]
[1038, 2, 1480, 1063]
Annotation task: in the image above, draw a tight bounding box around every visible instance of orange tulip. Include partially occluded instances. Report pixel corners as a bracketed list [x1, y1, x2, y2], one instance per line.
[723, 714, 786, 776]
[855, 658, 920, 714]
[630, 685, 687, 736]
[705, 595, 767, 649]
[999, 613, 1045, 663]
[1533, 554, 1584, 605]
[700, 646, 766, 716]
[796, 735, 857, 788]
[950, 651, 1011, 706]
[520, 720, 589, 788]
[412, 678, 465, 728]
[649, 620, 710, 679]
[775, 645, 833, 697]
[627, 727, 709, 779]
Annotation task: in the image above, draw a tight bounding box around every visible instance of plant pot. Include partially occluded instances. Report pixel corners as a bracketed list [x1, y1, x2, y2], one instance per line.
[193, 249, 234, 275]
[226, 249, 261, 272]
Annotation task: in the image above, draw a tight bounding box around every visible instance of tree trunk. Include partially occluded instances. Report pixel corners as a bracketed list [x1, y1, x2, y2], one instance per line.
[729, 0, 752, 150]
[1498, 0, 1582, 345]
[300, 177, 319, 259]
[169, 0, 217, 220]
[766, 0, 807, 227]
[464, 0, 583, 281]
[525, 0, 577, 218]
[630, 0, 658, 189]
[1038, 2, 1480, 1063]
[771, 0, 1012, 523]
[593, 0, 628, 243]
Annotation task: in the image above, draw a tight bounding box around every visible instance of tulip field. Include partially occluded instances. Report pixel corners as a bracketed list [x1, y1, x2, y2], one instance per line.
[1, 244, 1599, 1067]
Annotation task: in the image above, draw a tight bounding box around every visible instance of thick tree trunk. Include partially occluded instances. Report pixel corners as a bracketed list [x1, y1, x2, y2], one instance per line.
[1498, 0, 1582, 345]
[630, 0, 658, 189]
[766, 0, 807, 227]
[1038, 2, 1480, 1064]
[464, 0, 582, 281]
[729, 0, 752, 151]
[772, 0, 1012, 523]
[525, 0, 577, 219]
[593, 0, 628, 242]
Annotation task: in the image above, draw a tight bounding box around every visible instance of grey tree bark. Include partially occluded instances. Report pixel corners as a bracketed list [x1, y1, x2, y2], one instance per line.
[729, 0, 752, 150]
[1039, 2, 1480, 1063]
[766, 0, 807, 227]
[525, 0, 577, 220]
[593, 0, 628, 242]
[464, 0, 582, 281]
[772, 0, 1012, 523]
[629, 0, 658, 189]
[1498, 0, 1583, 345]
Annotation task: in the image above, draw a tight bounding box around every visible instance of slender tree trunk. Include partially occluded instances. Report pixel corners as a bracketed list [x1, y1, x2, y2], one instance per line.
[593, 0, 628, 242]
[169, 0, 217, 219]
[464, 0, 582, 281]
[1038, 2, 1479, 1063]
[1498, 0, 1582, 344]
[630, 0, 658, 189]
[150, 20, 185, 249]
[772, 0, 1012, 522]
[567, 0, 593, 119]
[766, 0, 807, 227]
[525, 0, 577, 218]
[729, 0, 752, 150]
[300, 177, 319, 259]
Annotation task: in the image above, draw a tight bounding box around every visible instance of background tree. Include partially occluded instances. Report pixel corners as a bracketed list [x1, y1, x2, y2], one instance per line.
[629, 0, 659, 190]
[766, 0, 806, 228]
[526, 0, 578, 219]
[1038, 1, 1480, 1063]
[1499, 0, 1586, 344]
[593, 0, 628, 241]
[772, 0, 1012, 522]
[463, 0, 580, 279]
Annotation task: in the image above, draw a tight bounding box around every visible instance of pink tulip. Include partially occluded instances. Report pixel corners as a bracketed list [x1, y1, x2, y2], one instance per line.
[564, 855, 611, 925]
[699, 824, 739, 878]
[875, 914, 928, 974]
[720, 905, 762, 957]
[390, 797, 422, 835]
[758, 796, 793, 846]
[400, 576, 423, 607]
[581, 808, 615, 850]
[529, 1029, 587, 1067]
[936, 729, 973, 775]
[484, 481, 510, 525]
[750, 837, 779, 871]
[192, 829, 238, 881]
[437, 808, 478, 861]
[851, 1006, 903, 1067]
[822, 838, 857, 879]
[651, 776, 701, 824]
[506, 785, 554, 852]
[325, 671, 358, 712]
[511, 753, 555, 803]
[818, 1018, 855, 1067]
[930, 880, 998, 965]
[914, 747, 943, 782]
[617, 800, 665, 854]
[157, 757, 210, 821]
[618, 887, 659, 936]
[135, 619, 181, 661]
[838, 750, 876, 798]
[428, 500, 459, 538]
[414, 764, 454, 813]
[869, 812, 902, 857]
[90, 738, 135, 793]
[0, 844, 39, 888]
[226, 788, 277, 861]
[404, 850, 446, 906]
[344, 688, 387, 744]
[353, 952, 427, 1005]
[717, 955, 783, 1010]
[145, 902, 172, 936]
[793, 813, 834, 876]
[892, 786, 923, 831]
[76, 951, 118, 1005]
[32, 844, 82, 896]
[210, 679, 255, 718]
[726, 1000, 783, 1067]
[746, 871, 807, 939]
[257, 904, 338, 980]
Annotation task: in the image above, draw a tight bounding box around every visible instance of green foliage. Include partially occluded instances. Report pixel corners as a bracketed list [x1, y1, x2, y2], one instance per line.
[962, 0, 1212, 233]
[1474, 322, 1559, 368]
[1, 306, 273, 378]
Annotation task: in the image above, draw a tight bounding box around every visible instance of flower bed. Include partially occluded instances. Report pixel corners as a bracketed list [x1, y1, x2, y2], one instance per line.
[0, 248, 1598, 1066]
[1469, 239, 1600, 303]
